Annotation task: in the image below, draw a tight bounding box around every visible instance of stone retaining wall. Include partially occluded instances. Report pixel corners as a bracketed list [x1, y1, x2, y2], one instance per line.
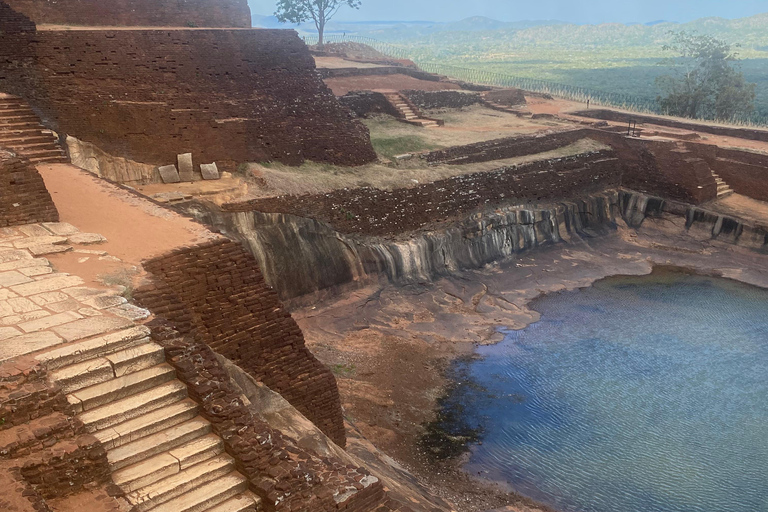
[224, 151, 621, 236]
[401, 90, 484, 110]
[146, 320, 387, 512]
[0, 151, 59, 227]
[571, 109, 768, 143]
[0, 361, 112, 506]
[0, 19, 376, 170]
[134, 239, 347, 447]
[2, 0, 251, 27]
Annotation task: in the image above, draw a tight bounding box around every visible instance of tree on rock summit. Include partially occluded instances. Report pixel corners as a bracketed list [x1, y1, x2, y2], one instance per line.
[275, 0, 362, 47]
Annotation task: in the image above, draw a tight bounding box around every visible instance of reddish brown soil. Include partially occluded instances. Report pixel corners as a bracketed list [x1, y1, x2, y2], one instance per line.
[37, 163, 218, 287]
[325, 75, 461, 96]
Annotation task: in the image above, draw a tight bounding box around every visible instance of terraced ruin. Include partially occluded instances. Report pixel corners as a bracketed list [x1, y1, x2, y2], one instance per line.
[1, 2, 768, 512]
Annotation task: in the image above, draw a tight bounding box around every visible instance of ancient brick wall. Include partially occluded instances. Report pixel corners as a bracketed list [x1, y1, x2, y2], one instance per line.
[425, 129, 720, 204]
[317, 65, 442, 82]
[0, 151, 59, 227]
[686, 144, 768, 201]
[340, 91, 402, 118]
[572, 109, 768, 143]
[147, 321, 386, 512]
[0, 361, 112, 505]
[2, 0, 251, 27]
[133, 239, 347, 447]
[402, 90, 483, 110]
[426, 129, 590, 165]
[0, 26, 377, 170]
[0, 0, 34, 31]
[225, 152, 621, 236]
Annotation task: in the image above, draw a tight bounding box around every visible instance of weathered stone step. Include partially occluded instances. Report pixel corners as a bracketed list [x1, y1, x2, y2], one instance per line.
[18, 148, 66, 158]
[129, 454, 236, 511]
[0, 121, 44, 130]
[0, 136, 55, 145]
[80, 380, 187, 432]
[37, 325, 150, 370]
[95, 398, 200, 450]
[112, 434, 223, 492]
[108, 417, 211, 470]
[29, 156, 69, 164]
[49, 341, 164, 395]
[146, 473, 249, 512]
[202, 493, 260, 512]
[69, 363, 176, 412]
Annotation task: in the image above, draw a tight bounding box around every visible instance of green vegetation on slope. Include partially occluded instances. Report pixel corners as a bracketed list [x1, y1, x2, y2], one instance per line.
[342, 12, 768, 122]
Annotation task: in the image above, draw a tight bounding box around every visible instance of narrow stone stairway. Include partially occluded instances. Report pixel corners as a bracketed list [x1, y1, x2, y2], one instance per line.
[42, 326, 261, 512]
[712, 171, 734, 198]
[381, 91, 440, 128]
[0, 94, 68, 164]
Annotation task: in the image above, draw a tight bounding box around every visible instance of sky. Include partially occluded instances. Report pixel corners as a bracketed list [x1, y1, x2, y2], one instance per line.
[248, 0, 768, 25]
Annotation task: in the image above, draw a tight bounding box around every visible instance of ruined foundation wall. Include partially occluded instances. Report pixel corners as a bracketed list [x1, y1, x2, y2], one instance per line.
[2, 0, 251, 27]
[0, 362, 111, 507]
[146, 321, 386, 512]
[571, 109, 768, 143]
[0, 25, 377, 170]
[225, 151, 621, 237]
[134, 239, 347, 447]
[0, 151, 59, 227]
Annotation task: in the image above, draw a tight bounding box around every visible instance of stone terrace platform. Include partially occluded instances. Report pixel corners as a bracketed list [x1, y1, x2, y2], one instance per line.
[0, 222, 144, 363]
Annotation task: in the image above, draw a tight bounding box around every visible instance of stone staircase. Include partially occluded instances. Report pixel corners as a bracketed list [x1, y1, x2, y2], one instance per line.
[712, 171, 734, 198]
[381, 92, 441, 128]
[0, 94, 68, 164]
[41, 326, 261, 512]
[481, 98, 530, 118]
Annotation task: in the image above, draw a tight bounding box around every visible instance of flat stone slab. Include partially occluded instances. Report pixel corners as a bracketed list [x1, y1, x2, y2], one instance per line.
[42, 222, 79, 236]
[19, 266, 53, 277]
[177, 153, 194, 182]
[13, 236, 68, 249]
[107, 304, 151, 321]
[0, 270, 33, 287]
[0, 249, 33, 264]
[68, 233, 107, 245]
[158, 165, 181, 184]
[52, 316, 134, 342]
[0, 257, 49, 272]
[28, 244, 74, 257]
[10, 275, 85, 297]
[0, 326, 21, 341]
[18, 225, 51, 238]
[0, 331, 63, 363]
[152, 192, 193, 204]
[200, 163, 220, 180]
[19, 311, 83, 333]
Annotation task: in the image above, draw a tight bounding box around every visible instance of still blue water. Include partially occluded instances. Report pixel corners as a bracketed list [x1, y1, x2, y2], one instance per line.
[454, 271, 768, 512]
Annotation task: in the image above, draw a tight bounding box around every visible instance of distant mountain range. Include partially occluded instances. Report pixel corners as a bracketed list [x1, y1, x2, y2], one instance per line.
[252, 12, 768, 51]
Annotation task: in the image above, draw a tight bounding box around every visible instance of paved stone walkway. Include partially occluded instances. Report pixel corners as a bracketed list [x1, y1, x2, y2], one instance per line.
[0, 222, 148, 363]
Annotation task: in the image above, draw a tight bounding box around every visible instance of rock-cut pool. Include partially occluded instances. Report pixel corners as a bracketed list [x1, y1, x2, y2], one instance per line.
[445, 270, 768, 512]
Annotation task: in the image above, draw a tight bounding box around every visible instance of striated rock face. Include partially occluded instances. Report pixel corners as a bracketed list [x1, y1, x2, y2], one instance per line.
[183, 192, 620, 302]
[618, 190, 768, 251]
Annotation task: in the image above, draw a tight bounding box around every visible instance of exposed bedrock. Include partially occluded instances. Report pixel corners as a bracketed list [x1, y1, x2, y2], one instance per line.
[181, 192, 620, 302]
[619, 190, 768, 250]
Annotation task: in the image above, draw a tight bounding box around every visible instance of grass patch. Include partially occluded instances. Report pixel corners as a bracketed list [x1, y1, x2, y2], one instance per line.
[331, 363, 356, 377]
[371, 135, 439, 160]
[99, 268, 139, 300]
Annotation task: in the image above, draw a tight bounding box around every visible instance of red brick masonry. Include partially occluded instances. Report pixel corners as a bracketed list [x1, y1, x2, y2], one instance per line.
[134, 239, 347, 447]
[0, 151, 59, 228]
[2, 0, 252, 28]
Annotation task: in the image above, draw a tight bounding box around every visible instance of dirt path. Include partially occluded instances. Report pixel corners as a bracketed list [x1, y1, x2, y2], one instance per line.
[37, 164, 218, 286]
